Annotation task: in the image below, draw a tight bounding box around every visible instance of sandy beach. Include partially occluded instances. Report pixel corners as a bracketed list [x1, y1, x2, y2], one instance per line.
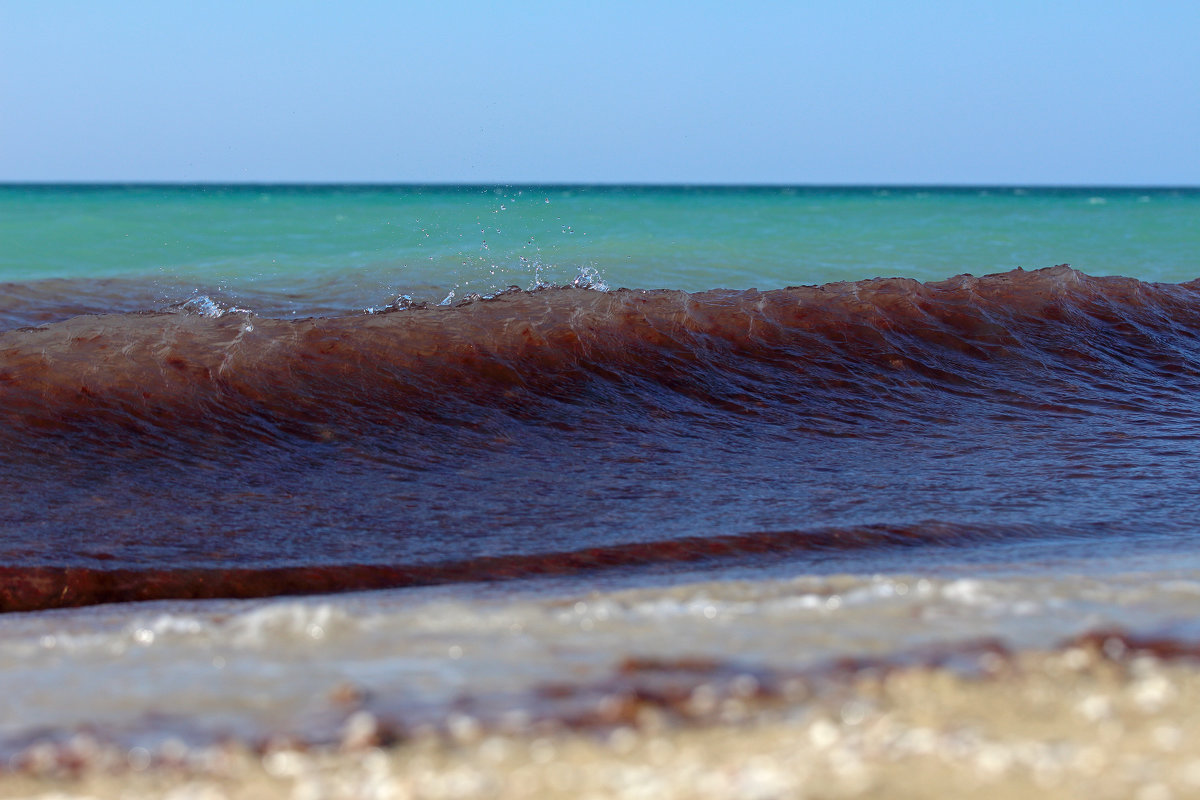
[6, 634, 1200, 800]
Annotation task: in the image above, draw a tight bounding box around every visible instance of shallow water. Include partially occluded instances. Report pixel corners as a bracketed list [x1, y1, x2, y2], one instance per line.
[5, 547, 1200, 756]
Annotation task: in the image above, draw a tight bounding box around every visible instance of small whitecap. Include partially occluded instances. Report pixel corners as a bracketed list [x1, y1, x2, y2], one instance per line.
[177, 295, 226, 318]
[174, 295, 252, 318]
[572, 266, 609, 291]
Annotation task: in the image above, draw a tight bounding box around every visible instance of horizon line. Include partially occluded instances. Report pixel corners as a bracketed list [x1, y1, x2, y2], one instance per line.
[1, 181, 1198, 191]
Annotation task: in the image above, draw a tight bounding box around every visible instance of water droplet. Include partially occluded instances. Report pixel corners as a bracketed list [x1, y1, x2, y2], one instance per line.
[173, 295, 252, 318]
[571, 266, 609, 291]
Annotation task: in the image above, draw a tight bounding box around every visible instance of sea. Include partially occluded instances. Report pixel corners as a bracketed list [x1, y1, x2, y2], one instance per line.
[2, 184, 1199, 759]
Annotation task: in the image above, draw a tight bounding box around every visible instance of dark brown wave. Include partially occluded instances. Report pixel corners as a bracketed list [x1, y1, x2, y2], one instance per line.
[0, 520, 1106, 613]
[4, 266, 1200, 611]
[3, 265, 1200, 445]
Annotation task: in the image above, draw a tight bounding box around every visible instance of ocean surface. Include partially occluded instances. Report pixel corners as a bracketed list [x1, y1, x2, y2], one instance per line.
[2, 184, 1200, 756]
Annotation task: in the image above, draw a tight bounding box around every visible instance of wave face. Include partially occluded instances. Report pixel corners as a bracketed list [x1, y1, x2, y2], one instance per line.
[3, 266, 1200, 610]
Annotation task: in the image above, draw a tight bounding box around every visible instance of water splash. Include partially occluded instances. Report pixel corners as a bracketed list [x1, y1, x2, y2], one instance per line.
[571, 266, 609, 291]
[527, 261, 552, 291]
[172, 295, 251, 318]
[521, 262, 608, 292]
[366, 295, 431, 314]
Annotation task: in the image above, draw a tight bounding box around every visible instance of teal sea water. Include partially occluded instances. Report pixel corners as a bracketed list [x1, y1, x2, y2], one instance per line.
[2, 185, 1197, 309]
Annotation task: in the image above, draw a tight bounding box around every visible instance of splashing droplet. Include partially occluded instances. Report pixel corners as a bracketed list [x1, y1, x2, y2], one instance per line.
[572, 266, 609, 291]
[173, 295, 251, 318]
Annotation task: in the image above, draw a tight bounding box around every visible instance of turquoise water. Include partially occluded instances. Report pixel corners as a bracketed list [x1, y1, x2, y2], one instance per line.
[1, 185, 1197, 309]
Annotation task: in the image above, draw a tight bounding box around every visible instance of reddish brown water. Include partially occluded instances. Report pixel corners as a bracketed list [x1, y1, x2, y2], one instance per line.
[3, 265, 1200, 611]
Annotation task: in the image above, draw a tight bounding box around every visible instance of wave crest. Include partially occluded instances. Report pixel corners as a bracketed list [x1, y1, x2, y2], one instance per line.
[3, 266, 1200, 447]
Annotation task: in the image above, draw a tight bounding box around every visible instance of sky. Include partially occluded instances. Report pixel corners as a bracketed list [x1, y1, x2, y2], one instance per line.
[1, 1, 1198, 185]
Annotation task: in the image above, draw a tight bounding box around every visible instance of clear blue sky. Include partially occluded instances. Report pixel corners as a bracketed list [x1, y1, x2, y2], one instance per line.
[2, 1, 1197, 185]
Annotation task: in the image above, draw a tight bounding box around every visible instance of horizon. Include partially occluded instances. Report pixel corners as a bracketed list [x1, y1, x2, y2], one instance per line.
[3, 182, 1199, 190]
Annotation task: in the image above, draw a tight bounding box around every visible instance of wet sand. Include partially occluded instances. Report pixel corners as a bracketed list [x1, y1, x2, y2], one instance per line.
[6, 637, 1200, 799]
